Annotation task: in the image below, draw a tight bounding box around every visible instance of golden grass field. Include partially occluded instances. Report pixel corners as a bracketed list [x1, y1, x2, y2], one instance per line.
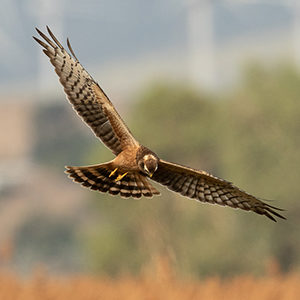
[0, 272, 299, 300]
[0, 259, 299, 300]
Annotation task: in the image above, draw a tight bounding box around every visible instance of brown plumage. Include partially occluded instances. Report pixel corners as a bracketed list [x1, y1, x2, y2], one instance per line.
[34, 27, 285, 222]
[66, 163, 159, 198]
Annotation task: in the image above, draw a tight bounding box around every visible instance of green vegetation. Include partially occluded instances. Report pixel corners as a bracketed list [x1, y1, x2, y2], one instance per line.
[14, 215, 83, 273]
[33, 101, 97, 168]
[29, 64, 300, 277]
[84, 64, 300, 277]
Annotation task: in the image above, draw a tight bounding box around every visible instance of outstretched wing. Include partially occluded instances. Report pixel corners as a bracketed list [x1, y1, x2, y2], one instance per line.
[151, 160, 285, 222]
[33, 27, 138, 155]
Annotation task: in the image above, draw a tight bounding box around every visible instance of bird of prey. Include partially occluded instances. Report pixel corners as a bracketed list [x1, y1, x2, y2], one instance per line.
[34, 27, 285, 222]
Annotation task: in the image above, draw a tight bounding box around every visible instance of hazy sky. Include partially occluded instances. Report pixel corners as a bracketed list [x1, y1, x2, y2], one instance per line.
[0, 0, 295, 98]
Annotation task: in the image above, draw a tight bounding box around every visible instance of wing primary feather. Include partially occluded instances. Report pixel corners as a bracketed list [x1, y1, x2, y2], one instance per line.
[32, 36, 48, 49]
[265, 206, 286, 220]
[264, 212, 277, 222]
[67, 38, 79, 61]
[265, 203, 286, 211]
[46, 26, 64, 49]
[35, 27, 57, 49]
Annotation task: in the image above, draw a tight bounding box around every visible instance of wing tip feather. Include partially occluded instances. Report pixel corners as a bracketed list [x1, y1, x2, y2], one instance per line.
[46, 25, 63, 49]
[67, 37, 79, 61]
[265, 208, 286, 222]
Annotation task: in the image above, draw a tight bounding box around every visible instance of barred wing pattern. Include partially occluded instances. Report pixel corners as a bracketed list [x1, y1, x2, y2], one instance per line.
[66, 164, 160, 198]
[151, 160, 285, 221]
[34, 27, 137, 155]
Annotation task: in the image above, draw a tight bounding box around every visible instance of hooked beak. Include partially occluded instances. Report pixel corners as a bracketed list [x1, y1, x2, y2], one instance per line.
[143, 161, 157, 178]
[144, 165, 152, 177]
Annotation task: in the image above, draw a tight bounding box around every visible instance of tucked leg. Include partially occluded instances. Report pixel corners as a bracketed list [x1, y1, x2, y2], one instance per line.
[115, 172, 128, 182]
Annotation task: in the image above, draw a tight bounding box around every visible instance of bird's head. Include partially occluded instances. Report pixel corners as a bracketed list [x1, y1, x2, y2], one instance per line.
[138, 154, 158, 177]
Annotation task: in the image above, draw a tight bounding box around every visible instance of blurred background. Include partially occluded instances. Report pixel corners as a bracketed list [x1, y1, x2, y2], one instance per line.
[0, 0, 299, 281]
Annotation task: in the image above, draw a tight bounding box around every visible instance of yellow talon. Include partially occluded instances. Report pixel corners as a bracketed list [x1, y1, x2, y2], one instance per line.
[109, 168, 118, 177]
[115, 172, 128, 182]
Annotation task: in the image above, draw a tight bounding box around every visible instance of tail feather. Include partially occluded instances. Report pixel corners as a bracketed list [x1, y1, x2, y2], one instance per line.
[65, 163, 160, 198]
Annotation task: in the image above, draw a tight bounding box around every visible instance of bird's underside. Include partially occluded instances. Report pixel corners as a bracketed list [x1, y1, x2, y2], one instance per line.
[34, 27, 286, 222]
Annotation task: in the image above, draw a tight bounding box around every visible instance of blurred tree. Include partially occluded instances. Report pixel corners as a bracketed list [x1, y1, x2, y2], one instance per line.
[217, 64, 300, 273]
[33, 101, 98, 168]
[130, 82, 218, 170]
[14, 214, 83, 274]
[83, 68, 299, 277]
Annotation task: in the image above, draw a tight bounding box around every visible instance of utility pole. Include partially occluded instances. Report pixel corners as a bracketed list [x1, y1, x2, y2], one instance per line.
[187, 0, 216, 90]
[292, 1, 300, 67]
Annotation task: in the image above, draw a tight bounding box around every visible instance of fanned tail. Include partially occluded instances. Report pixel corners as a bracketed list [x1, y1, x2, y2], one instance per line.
[65, 163, 160, 198]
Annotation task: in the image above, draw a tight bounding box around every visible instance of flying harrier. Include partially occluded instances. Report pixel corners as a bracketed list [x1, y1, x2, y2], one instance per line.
[34, 27, 285, 222]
